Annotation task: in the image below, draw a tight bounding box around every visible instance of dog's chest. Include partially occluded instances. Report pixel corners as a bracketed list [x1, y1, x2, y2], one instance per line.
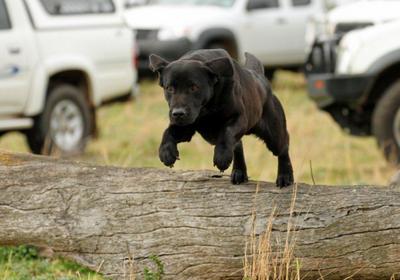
[195, 119, 225, 145]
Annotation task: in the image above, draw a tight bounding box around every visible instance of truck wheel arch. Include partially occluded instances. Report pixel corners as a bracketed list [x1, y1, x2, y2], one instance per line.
[194, 28, 239, 59]
[47, 70, 93, 106]
[368, 49, 400, 76]
[364, 57, 400, 108]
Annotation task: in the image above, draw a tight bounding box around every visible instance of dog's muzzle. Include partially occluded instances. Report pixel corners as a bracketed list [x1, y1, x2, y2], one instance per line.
[170, 108, 193, 126]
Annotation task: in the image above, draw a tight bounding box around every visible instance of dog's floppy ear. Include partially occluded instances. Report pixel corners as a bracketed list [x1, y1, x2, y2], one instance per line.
[205, 57, 234, 79]
[149, 54, 169, 73]
[149, 54, 170, 86]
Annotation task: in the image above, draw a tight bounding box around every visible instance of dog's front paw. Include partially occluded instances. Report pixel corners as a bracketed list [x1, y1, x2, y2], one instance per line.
[159, 142, 179, 167]
[231, 169, 248, 185]
[213, 145, 233, 172]
[276, 172, 294, 188]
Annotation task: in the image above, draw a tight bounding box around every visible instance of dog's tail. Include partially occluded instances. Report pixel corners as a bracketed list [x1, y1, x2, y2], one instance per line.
[244, 52, 264, 76]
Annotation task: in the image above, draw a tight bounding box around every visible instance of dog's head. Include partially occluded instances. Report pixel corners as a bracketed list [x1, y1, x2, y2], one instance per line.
[149, 54, 233, 126]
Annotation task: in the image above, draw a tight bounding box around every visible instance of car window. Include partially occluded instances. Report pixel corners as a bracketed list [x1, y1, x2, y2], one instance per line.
[0, 0, 11, 30]
[40, 0, 115, 15]
[292, 0, 310, 6]
[247, 0, 279, 10]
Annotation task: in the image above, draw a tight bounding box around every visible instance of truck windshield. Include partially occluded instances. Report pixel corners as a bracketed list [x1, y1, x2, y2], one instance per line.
[146, 0, 236, 7]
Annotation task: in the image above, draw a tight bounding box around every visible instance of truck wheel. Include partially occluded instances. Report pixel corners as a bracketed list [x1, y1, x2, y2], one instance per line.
[264, 68, 276, 81]
[372, 79, 400, 164]
[26, 84, 92, 156]
[206, 41, 238, 60]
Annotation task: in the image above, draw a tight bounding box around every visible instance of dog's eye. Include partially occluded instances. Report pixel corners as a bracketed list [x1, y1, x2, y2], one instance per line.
[190, 84, 199, 92]
[166, 86, 175, 94]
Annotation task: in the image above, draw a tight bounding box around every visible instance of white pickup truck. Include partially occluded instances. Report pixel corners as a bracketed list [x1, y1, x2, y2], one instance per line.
[305, 0, 400, 51]
[0, 0, 137, 155]
[306, 18, 400, 163]
[124, 0, 328, 79]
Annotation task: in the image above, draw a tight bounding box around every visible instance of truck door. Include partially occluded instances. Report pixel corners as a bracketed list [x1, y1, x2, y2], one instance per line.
[241, 0, 287, 66]
[282, 0, 320, 65]
[0, 0, 33, 116]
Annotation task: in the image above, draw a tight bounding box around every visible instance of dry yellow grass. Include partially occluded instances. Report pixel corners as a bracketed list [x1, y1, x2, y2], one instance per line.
[0, 71, 394, 186]
[242, 183, 370, 280]
[244, 184, 300, 280]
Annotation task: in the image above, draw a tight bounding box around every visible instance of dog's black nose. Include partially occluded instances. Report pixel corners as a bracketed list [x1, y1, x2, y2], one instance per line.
[172, 108, 186, 118]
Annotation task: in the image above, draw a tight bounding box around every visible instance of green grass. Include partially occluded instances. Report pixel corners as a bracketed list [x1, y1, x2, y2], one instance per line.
[0, 246, 102, 280]
[0, 71, 395, 278]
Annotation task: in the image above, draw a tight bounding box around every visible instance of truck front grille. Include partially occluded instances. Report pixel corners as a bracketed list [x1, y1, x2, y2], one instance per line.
[305, 37, 339, 75]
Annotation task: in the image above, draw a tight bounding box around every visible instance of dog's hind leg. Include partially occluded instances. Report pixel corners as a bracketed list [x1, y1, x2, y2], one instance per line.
[276, 149, 294, 188]
[261, 131, 294, 188]
[255, 95, 294, 188]
[231, 140, 248, 184]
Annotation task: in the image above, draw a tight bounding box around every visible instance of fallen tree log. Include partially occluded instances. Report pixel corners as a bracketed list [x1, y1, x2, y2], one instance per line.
[0, 151, 400, 280]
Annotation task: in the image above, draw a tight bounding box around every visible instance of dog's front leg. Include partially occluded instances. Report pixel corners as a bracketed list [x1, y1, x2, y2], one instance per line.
[231, 140, 248, 184]
[213, 119, 246, 172]
[159, 125, 195, 167]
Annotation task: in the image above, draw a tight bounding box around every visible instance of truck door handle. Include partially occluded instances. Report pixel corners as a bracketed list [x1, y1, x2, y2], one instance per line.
[0, 65, 20, 77]
[8, 47, 21, 55]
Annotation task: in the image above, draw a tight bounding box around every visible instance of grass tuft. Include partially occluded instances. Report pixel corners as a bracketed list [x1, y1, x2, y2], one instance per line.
[243, 184, 300, 280]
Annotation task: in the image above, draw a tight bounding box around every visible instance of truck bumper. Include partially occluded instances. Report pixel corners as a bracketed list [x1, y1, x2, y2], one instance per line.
[305, 36, 375, 108]
[137, 38, 193, 73]
[307, 73, 375, 108]
[305, 37, 375, 136]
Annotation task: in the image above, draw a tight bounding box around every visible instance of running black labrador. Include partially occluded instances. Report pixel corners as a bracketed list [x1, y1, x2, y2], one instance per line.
[149, 49, 294, 187]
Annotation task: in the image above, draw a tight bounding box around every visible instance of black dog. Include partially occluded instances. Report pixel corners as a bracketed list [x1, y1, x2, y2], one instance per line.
[149, 49, 294, 187]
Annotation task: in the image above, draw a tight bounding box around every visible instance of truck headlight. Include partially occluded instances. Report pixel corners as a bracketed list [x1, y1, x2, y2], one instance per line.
[336, 36, 362, 74]
[157, 27, 190, 41]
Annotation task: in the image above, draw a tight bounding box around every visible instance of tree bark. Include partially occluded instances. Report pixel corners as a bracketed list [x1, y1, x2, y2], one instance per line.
[0, 151, 399, 280]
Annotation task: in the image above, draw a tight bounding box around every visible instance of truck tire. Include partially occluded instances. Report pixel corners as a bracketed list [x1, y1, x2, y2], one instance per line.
[372, 79, 400, 164]
[205, 41, 238, 60]
[26, 84, 92, 156]
[264, 68, 276, 81]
